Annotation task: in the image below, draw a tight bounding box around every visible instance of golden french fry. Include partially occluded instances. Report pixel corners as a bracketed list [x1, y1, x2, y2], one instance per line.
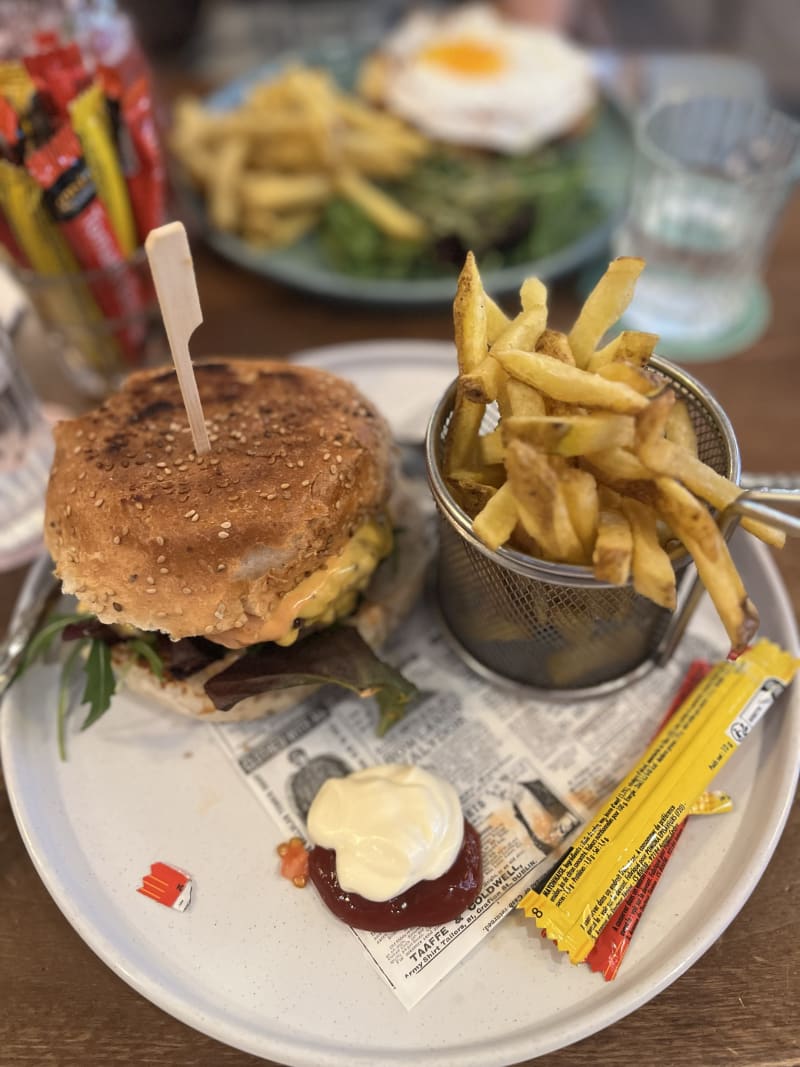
[520, 276, 548, 312]
[503, 413, 635, 456]
[505, 440, 584, 563]
[454, 251, 489, 374]
[536, 328, 575, 366]
[620, 497, 676, 610]
[665, 399, 698, 456]
[495, 348, 648, 414]
[449, 474, 497, 518]
[478, 428, 504, 467]
[461, 356, 505, 404]
[335, 168, 426, 240]
[444, 395, 485, 476]
[561, 468, 599, 560]
[582, 447, 657, 505]
[636, 434, 785, 549]
[568, 258, 645, 369]
[490, 306, 547, 357]
[587, 329, 658, 372]
[242, 209, 320, 248]
[635, 388, 676, 449]
[208, 137, 248, 231]
[473, 481, 518, 550]
[498, 377, 546, 419]
[654, 477, 759, 650]
[592, 504, 633, 585]
[596, 362, 663, 396]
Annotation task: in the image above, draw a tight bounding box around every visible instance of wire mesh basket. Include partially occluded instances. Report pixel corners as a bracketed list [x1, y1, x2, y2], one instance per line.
[425, 355, 740, 695]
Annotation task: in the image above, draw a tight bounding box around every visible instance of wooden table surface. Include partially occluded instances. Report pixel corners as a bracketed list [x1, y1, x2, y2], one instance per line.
[2, 186, 799, 1066]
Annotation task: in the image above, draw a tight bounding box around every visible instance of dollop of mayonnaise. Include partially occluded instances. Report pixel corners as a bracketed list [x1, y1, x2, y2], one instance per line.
[306, 764, 464, 902]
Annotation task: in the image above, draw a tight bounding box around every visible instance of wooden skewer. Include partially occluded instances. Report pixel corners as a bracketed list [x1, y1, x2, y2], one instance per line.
[145, 222, 211, 456]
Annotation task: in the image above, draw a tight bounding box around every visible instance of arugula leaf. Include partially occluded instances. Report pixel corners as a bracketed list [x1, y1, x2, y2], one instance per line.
[58, 640, 87, 761]
[79, 640, 116, 731]
[18, 613, 92, 676]
[127, 637, 165, 680]
[204, 626, 418, 734]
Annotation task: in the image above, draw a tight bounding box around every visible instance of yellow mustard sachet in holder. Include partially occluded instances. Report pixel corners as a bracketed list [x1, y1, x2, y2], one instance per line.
[518, 639, 798, 963]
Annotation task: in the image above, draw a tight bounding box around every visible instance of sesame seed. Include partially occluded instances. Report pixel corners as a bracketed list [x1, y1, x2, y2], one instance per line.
[135, 502, 143, 510]
[182, 587, 192, 595]
[73, 445, 82, 454]
[155, 535, 163, 545]
[267, 492, 277, 500]
[156, 555, 166, 564]
[220, 521, 232, 529]
[280, 482, 290, 489]
[184, 509, 196, 518]
[159, 567, 168, 574]
[330, 465, 337, 475]
[95, 498, 104, 508]
[156, 462, 167, 469]
[65, 504, 71, 517]
[204, 625, 214, 634]
[336, 455, 342, 463]
[218, 530, 230, 539]
[145, 588, 157, 595]
[191, 513, 199, 522]
[89, 489, 96, 498]
[113, 536, 120, 545]
[323, 452, 331, 460]
[301, 479, 310, 486]
[147, 576, 155, 584]
[216, 563, 226, 571]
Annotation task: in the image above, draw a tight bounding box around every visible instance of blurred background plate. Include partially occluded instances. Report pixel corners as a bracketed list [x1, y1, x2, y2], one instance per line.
[188, 39, 633, 306]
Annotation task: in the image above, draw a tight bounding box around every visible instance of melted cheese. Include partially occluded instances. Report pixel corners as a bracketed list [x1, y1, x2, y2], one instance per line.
[243, 518, 393, 648]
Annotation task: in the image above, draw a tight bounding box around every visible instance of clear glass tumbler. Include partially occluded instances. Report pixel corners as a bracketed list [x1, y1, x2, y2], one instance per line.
[613, 94, 799, 351]
[0, 328, 53, 569]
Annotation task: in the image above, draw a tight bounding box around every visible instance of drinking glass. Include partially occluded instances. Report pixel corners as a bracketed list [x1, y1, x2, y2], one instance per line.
[613, 94, 800, 357]
[0, 327, 53, 569]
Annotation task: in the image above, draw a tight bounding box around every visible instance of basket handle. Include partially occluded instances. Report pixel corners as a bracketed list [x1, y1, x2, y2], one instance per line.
[655, 487, 800, 666]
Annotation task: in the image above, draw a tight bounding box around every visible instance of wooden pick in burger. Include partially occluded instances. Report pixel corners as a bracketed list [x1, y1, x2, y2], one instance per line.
[145, 221, 211, 456]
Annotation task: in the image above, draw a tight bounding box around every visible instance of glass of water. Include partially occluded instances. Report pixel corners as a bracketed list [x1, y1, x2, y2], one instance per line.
[613, 94, 799, 357]
[0, 329, 53, 569]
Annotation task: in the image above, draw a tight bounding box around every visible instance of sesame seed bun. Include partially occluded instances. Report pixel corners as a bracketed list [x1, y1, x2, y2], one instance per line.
[44, 360, 394, 645]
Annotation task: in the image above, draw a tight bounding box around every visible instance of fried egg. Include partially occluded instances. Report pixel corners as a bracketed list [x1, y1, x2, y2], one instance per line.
[377, 4, 596, 153]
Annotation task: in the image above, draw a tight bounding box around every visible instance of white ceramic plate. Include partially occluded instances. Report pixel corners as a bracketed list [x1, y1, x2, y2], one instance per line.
[3, 341, 799, 1067]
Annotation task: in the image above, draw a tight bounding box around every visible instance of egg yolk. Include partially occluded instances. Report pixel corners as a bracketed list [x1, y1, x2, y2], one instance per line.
[420, 38, 506, 77]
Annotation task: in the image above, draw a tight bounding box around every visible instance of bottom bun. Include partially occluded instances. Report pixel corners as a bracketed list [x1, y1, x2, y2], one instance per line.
[114, 479, 433, 722]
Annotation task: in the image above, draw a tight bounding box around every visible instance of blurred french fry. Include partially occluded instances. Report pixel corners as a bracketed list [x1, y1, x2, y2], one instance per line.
[665, 399, 698, 456]
[449, 473, 497, 517]
[592, 503, 633, 585]
[504, 413, 635, 456]
[239, 172, 332, 211]
[242, 208, 320, 248]
[655, 478, 759, 650]
[208, 137, 248, 231]
[587, 329, 658, 372]
[620, 497, 677, 609]
[335, 169, 426, 240]
[444, 396, 485, 476]
[568, 258, 645, 368]
[506, 440, 584, 563]
[461, 356, 505, 404]
[485, 293, 511, 343]
[473, 481, 518, 550]
[495, 349, 648, 414]
[520, 276, 548, 312]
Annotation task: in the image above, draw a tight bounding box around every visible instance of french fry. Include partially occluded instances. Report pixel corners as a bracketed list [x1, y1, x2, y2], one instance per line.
[561, 468, 599, 560]
[444, 396, 485, 476]
[239, 173, 332, 211]
[536, 328, 575, 365]
[490, 305, 547, 356]
[334, 169, 426, 241]
[498, 377, 546, 418]
[636, 433, 785, 549]
[503, 413, 635, 456]
[520, 276, 548, 312]
[478, 428, 505, 467]
[208, 137, 248, 231]
[620, 497, 677, 610]
[506, 440, 584, 563]
[655, 478, 759, 650]
[596, 362, 663, 396]
[460, 357, 505, 404]
[495, 349, 648, 414]
[592, 502, 633, 585]
[454, 251, 488, 373]
[582, 447, 657, 505]
[568, 257, 645, 369]
[587, 329, 658, 372]
[665, 399, 698, 456]
[473, 481, 518, 550]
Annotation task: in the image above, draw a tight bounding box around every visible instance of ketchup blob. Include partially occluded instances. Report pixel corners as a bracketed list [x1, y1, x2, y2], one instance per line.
[307, 819, 482, 932]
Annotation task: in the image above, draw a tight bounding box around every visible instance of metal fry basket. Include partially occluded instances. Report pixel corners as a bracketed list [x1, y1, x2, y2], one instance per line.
[425, 355, 741, 695]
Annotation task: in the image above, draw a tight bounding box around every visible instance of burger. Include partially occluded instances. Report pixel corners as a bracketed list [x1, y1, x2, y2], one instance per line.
[43, 359, 428, 728]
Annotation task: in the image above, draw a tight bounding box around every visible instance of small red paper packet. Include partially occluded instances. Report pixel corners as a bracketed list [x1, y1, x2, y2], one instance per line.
[137, 861, 192, 912]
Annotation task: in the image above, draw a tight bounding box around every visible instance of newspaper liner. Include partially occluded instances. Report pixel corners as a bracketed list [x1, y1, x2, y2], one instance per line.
[210, 572, 740, 1010]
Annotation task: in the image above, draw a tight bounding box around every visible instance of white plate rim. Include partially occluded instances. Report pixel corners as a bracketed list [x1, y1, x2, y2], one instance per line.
[2, 340, 799, 1066]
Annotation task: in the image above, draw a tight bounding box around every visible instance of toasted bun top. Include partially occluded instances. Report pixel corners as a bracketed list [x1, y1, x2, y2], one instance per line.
[45, 360, 393, 640]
